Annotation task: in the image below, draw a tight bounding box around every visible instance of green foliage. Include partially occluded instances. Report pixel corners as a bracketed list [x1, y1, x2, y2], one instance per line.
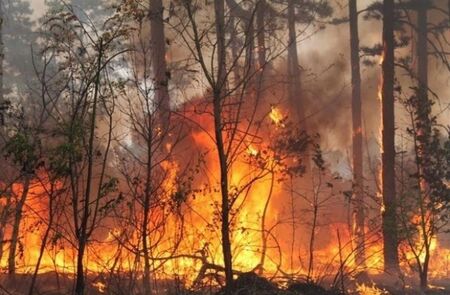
[295, 0, 334, 24]
[406, 90, 450, 212]
[4, 130, 39, 173]
[49, 120, 85, 176]
[99, 177, 119, 198]
[273, 126, 312, 176]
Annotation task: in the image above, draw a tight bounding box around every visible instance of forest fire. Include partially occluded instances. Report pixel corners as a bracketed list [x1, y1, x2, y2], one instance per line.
[0, 0, 449, 295]
[0, 101, 449, 292]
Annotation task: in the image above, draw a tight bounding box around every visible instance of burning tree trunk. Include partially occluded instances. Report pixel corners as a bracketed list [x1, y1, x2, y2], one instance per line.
[8, 175, 30, 274]
[287, 0, 305, 126]
[213, 0, 234, 292]
[381, 0, 400, 273]
[150, 0, 170, 129]
[348, 0, 366, 269]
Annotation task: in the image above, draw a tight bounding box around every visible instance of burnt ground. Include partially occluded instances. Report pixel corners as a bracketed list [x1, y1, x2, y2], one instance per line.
[0, 272, 448, 294]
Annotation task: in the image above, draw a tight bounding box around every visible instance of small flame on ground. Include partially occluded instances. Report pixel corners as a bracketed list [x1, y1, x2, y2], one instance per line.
[92, 281, 106, 293]
[356, 283, 389, 295]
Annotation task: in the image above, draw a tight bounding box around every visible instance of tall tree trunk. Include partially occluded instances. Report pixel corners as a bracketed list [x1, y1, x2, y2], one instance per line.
[245, 21, 256, 76]
[381, 0, 399, 273]
[349, 0, 366, 269]
[256, 0, 266, 70]
[225, 0, 255, 88]
[256, 0, 267, 73]
[229, 16, 241, 86]
[0, 0, 3, 107]
[8, 176, 30, 274]
[150, 0, 170, 129]
[0, 0, 5, 125]
[416, 2, 430, 289]
[214, 0, 233, 293]
[287, 0, 305, 126]
[414, 0, 430, 154]
[255, 0, 266, 98]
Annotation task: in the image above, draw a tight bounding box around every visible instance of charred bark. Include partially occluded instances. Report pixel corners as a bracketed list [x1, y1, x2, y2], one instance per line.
[381, 0, 400, 273]
[214, 0, 234, 293]
[349, 0, 366, 269]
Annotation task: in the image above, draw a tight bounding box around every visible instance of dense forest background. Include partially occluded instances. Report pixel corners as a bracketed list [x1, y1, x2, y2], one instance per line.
[0, 0, 449, 294]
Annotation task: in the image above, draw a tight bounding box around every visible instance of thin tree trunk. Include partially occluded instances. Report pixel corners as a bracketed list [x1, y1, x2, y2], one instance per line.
[245, 21, 256, 78]
[381, 0, 399, 273]
[213, 0, 233, 292]
[349, 0, 366, 269]
[142, 112, 153, 295]
[416, 3, 430, 289]
[74, 42, 103, 295]
[255, 0, 266, 98]
[229, 16, 240, 86]
[8, 176, 30, 274]
[259, 173, 275, 274]
[307, 204, 318, 281]
[28, 183, 55, 295]
[256, 0, 266, 70]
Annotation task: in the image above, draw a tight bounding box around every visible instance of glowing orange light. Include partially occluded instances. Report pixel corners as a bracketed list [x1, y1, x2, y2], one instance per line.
[269, 106, 285, 127]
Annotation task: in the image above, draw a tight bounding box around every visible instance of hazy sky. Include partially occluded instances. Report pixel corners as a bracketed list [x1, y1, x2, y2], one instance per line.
[29, 0, 47, 19]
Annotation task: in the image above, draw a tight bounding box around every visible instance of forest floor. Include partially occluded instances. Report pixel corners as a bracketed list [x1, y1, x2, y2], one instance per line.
[0, 271, 448, 294]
